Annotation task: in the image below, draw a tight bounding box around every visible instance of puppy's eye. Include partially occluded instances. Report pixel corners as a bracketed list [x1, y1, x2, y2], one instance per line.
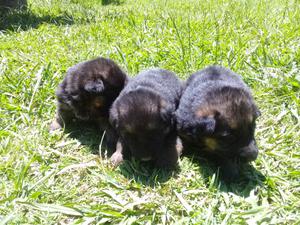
[71, 94, 80, 100]
[220, 131, 236, 141]
[220, 130, 231, 137]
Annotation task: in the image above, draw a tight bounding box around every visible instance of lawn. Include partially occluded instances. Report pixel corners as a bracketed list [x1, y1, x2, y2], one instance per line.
[0, 0, 299, 224]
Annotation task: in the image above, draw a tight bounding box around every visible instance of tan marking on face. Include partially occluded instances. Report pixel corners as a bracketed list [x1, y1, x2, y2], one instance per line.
[227, 114, 253, 130]
[204, 138, 218, 151]
[195, 106, 213, 118]
[94, 97, 104, 108]
[227, 119, 238, 129]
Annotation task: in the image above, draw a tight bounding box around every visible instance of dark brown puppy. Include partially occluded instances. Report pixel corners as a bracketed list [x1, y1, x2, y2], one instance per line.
[50, 57, 127, 145]
[176, 66, 260, 180]
[109, 68, 183, 168]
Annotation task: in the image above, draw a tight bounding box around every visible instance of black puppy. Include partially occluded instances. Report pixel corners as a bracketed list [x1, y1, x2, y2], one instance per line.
[50, 57, 127, 145]
[176, 66, 260, 180]
[109, 68, 183, 168]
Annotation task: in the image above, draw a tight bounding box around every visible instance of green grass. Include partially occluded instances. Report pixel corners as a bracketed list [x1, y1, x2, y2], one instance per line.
[0, 0, 300, 224]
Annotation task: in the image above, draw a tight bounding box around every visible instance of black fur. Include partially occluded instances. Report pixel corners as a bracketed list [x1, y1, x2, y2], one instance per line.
[109, 68, 183, 168]
[176, 66, 260, 180]
[50, 57, 127, 146]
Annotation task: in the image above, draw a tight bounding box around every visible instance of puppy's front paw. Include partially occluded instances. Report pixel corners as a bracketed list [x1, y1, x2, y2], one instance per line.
[176, 137, 183, 156]
[49, 119, 62, 131]
[110, 151, 124, 167]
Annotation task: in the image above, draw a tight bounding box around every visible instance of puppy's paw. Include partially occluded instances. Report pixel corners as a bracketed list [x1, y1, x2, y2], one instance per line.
[49, 119, 62, 131]
[176, 137, 183, 157]
[110, 151, 124, 167]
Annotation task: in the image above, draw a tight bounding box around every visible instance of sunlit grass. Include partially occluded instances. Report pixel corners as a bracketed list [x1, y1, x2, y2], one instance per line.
[0, 0, 299, 223]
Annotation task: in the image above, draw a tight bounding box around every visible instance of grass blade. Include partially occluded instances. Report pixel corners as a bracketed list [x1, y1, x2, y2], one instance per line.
[17, 201, 83, 216]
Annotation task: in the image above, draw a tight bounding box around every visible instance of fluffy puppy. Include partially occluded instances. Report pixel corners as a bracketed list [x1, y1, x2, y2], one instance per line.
[176, 66, 260, 180]
[109, 68, 183, 168]
[50, 57, 127, 145]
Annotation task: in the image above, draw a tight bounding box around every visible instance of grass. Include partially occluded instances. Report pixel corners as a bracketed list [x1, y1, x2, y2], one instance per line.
[0, 0, 299, 224]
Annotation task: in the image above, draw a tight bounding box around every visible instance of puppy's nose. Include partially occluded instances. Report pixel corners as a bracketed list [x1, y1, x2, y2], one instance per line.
[239, 140, 258, 162]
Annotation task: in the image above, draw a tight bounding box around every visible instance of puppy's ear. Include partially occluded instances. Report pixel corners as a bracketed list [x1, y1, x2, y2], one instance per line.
[84, 80, 104, 93]
[195, 116, 216, 135]
[192, 109, 220, 135]
[177, 117, 216, 137]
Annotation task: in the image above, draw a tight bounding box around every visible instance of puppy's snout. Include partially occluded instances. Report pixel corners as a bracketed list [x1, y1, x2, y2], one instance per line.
[239, 140, 258, 162]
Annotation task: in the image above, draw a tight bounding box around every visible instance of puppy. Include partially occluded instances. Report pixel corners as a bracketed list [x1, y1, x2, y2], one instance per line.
[109, 68, 183, 168]
[176, 66, 260, 180]
[50, 57, 127, 146]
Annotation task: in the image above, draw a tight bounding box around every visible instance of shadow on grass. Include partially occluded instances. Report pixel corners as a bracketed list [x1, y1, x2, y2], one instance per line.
[0, 9, 75, 31]
[219, 163, 265, 197]
[70, 0, 124, 7]
[189, 155, 266, 197]
[62, 122, 113, 157]
[101, 0, 125, 6]
[61, 123, 180, 185]
[118, 159, 180, 187]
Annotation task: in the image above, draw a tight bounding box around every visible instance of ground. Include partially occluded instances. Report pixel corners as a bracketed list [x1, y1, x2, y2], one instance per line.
[0, 0, 299, 224]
